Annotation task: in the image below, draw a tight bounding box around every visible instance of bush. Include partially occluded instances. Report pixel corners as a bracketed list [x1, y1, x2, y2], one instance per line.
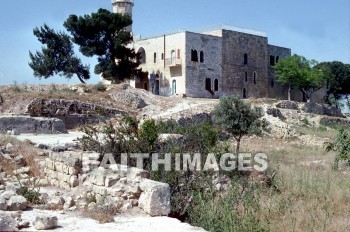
[324, 129, 350, 169]
[16, 186, 41, 204]
[94, 82, 107, 92]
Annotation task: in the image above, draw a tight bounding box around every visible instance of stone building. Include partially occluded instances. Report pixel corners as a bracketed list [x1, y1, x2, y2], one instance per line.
[111, 0, 324, 101]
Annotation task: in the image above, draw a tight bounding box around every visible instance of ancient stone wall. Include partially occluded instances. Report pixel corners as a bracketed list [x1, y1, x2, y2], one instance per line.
[221, 30, 269, 98]
[185, 32, 223, 98]
[42, 151, 170, 216]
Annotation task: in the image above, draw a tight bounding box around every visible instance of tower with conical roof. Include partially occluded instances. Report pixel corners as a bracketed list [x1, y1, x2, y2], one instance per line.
[112, 0, 134, 33]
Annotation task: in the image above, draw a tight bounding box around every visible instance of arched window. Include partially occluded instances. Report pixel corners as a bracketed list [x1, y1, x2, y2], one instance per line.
[276, 56, 280, 63]
[243, 88, 247, 98]
[171, 50, 176, 64]
[270, 55, 275, 66]
[271, 79, 274, 88]
[154, 52, 157, 63]
[200, 51, 204, 63]
[191, 49, 198, 62]
[253, 72, 257, 85]
[137, 47, 146, 64]
[205, 78, 211, 91]
[244, 53, 248, 65]
[245, 72, 248, 82]
[214, 79, 219, 91]
[144, 81, 148, 91]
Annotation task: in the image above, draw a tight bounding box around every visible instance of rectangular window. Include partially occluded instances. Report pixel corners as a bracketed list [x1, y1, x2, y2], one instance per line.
[177, 49, 181, 59]
[161, 53, 164, 60]
[154, 52, 157, 63]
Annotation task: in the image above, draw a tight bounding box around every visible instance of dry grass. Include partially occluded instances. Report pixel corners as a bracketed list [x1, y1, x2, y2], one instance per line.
[81, 205, 119, 224]
[0, 135, 41, 177]
[232, 135, 350, 232]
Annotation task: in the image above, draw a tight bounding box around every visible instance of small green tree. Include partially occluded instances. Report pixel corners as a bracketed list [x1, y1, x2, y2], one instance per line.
[324, 129, 350, 169]
[29, 24, 90, 83]
[274, 54, 325, 101]
[213, 97, 262, 156]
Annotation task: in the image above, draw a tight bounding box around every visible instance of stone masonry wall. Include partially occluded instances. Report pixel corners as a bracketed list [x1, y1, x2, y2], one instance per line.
[42, 151, 170, 216]
[221, 30, 269, 98]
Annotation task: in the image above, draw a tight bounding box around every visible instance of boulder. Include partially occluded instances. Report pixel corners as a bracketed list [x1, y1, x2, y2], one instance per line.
[0, 196, 7, 210]
[303, 103, 344, 118]
[0, 214, 18, 231]
[7, 195, 28, 211]
[276, 100, 299, 110]
[266, 108, 286, 120]
[1, 191, 16, 200]
[33, 216, 58, 230]
[138, 179, 170, 216]
[47, 196, 65, 209]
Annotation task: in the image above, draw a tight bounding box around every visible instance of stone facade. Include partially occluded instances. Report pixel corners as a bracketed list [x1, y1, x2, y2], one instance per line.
[132, 26, 293, 100]
[112, 1, 327, 103]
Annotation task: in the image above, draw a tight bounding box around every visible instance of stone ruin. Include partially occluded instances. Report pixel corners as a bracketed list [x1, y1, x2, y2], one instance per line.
[41, 151, 170, 216]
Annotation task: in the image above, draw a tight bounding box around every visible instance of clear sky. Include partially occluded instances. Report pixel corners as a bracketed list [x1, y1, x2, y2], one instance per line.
[0, 0, 349, 86]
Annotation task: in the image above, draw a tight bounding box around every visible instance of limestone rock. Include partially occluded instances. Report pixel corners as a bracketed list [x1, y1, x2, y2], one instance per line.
[138, 179, 170, 216]
[47, 196, 65, 209]
[0, 213, 18, 231]
[0, 116, 67, 134]
[0, 196, 7, 210]
[7, 195, 28, 211]
[1, 191, 16, 200]
[33, 216, 58, 230]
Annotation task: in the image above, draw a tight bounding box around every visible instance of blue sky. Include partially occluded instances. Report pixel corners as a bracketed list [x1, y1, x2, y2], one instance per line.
[0, 0, 349, 85]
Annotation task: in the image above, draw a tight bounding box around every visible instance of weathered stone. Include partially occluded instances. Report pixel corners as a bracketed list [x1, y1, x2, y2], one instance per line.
[1, 191, 16, 200]
[7, 195, 28, 211]
[17, 221, 30, 229]
[266, 108, 286, 120]
[33, 216, 58, 230]
[0, 116, 67, 134]
[70, 176, 79, 188]
[0, 213, 18, 231]
[303, 102, 344, 118]
[47, 196, 65, 208]
[63, 196, 75, 210]
[87, 202, 97, 211]
[0, 196, 7, 210]
[105, 175, 120, 187]
[13, 167, 31, 175]
[276, 100, 299, 110]
[138, 179, 170, 216]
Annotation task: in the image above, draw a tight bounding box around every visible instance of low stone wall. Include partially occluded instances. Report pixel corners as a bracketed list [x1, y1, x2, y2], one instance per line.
[26, 98, 124, 117]
[43, 152, 81, 190]
[0, 116, 67, 134]
[42, 151, 170, 216]
[26, 98, 126, 129]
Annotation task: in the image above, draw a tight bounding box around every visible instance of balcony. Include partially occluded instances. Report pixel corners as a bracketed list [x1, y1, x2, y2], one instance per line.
[165, 58, 182, 67]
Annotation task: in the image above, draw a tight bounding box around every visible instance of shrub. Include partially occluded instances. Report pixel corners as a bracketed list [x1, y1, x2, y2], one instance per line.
[324, 129, 350, 169]
[94, 82, 107, 92]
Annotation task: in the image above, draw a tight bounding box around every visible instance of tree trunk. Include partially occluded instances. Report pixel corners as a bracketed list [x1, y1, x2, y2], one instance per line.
[288, 84, 291, 101]
[77, 74, 86, 84]
[236, 138, 241, 170]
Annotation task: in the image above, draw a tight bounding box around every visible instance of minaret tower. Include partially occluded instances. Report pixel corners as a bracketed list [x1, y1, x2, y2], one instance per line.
[112, 0, 134, 33]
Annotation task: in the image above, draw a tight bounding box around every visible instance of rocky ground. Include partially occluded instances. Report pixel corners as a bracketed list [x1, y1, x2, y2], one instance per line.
[0, 83, 349, 231]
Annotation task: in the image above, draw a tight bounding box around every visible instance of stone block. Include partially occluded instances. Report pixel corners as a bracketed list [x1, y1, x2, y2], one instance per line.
[139, 179, 170, 216]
